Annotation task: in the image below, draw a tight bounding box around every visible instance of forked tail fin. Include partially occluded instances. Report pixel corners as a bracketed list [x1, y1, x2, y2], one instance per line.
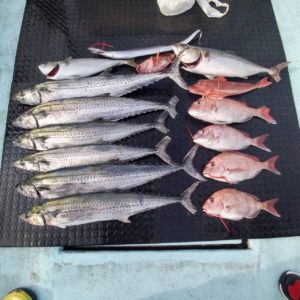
[270, 61, 289, 82]
[182, 145, 206, 181]
[257, 77, 272, 88]
[155, 111, 169, 134]
[264, 155, 281, 175]
[167, 96, 180, 119]
[155, 136, 174, 165]
[180, 182, 200, 214]
[262, 198, 281, 217]
[257, 106, 277, 124]
[252, 134, 271, 152]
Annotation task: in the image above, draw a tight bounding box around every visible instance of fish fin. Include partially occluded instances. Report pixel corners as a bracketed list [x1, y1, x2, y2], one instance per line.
[118, 216, 131, 223]
[264, 155, 281, 175]
[270, 61, 290, 82]
[155, 136, 174, 165]
[252, 134, 271, 152]
[182, 145, 206, 181]
[257, 77, 272, 88]
[64, 57, 72, 64]
[226, 168, 245, 174]
[262, 198, 281, 217]
[216, 77, 227, 81]
[180, 181, 200, 215]
[155, 111, 169, 134]
[125, 59, 137, 68]
[167, 96, 179, 119]
[167, 46, 188, 90]
[180, 182, 200, 214]
[204, 74, 215, 80]
[257, 106, 277, 124]
[247, 211, 260, 219]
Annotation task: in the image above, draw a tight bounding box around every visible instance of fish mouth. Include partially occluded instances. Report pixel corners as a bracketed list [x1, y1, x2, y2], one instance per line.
[12, 89, 41, 105]
[203, 171, 212, 178]
[46, 64, 60, 79]
[16, 181, 39, 199]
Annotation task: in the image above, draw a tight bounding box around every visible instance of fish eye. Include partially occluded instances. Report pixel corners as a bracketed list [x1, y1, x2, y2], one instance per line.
[210, 161, 215, 167]
[197, 101, 201, 105]
[209, 197, 215, 203]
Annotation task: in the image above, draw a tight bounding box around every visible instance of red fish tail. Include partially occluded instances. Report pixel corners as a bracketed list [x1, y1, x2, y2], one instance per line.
[264, 155, 281, 175]
[257, 106, 277, 124]
[263, 198, 281, 217]
[270, 61, 290, 82]
[257, 77, 272, 88]
[252, 134, 271, 152]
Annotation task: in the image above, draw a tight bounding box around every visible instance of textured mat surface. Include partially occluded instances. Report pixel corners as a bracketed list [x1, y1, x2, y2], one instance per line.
[0, 0, 300, 247]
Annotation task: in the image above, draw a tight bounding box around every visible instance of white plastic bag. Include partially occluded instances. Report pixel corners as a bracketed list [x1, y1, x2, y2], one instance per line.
[157, 0, 195, 16]
[196, 0, 229, 18]
[157, 0, 229, 18]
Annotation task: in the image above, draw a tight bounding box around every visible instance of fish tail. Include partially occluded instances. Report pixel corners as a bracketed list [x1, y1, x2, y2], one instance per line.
[270, 61, 290, 82]
[182, 145, 206, 181]
[126, 59, 137, 68]
[264, 155, 281, 175]
[180, 182, 200, 214]
[262, 198, 281, 217]
[155, 136, 174, 165]
[257, 106, 277, 124]
[167, 96, 179, 119]
[155, 111, 169, 134]
[166, 46, 188, 90]
[252, 133, 271, 152]
[257, 77, 272, 88]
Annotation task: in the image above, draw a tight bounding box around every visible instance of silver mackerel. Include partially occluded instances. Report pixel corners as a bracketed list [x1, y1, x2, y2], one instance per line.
[20, 182, 199, 228]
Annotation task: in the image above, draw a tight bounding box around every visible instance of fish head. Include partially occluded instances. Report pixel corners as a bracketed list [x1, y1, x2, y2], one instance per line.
[14, 158, 40, 172]
[20, 212, 45, 226]
[13, 132, 35, 150]
[188, 98, 206, 119]
[193, 127, 214, 146]
[172, 44, 202, 65]
[203, 157, 224, 180]
[13, 112, 37, 129]
[12, 88, 41, 105]
[202, 194, 224, 217]
[16, 179, 39, 198]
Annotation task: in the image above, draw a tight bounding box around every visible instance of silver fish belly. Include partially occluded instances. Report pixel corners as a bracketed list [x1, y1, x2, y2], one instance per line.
[13, 96, 179, 129]
[20, 182, 199, 228]
[14, 136, 173, 172]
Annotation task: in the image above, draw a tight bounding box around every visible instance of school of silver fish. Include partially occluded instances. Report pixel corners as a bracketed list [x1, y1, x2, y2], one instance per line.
[13, 31, 287, 229]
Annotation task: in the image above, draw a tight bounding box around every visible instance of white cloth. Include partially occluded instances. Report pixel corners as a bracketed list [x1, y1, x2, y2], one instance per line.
[157, 0, 229, 18]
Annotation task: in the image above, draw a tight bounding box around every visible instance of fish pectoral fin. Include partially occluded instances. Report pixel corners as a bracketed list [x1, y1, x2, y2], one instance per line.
[226, 168, 244, 174]
[118, 216, 131, 223]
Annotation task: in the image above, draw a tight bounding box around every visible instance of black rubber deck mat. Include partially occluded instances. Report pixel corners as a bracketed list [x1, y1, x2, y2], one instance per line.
[1, 0, 300, 247]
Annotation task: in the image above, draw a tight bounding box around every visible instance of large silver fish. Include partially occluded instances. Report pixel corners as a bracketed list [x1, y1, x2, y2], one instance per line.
[13, 96, 179, 129]
[14, 136, 173, 172]
[88, 29, 201, 59]
[16, 145, 205, 199]
[38, 57, 136, 80]
[13, 111, 169, 150]
[13, 50, 187, 105]
[173, 44, 289, 82]
[20, 182, 199, 228]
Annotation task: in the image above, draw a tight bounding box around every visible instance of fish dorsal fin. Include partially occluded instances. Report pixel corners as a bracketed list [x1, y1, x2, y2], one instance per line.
[118, 216, 131, 223]
[64, 57, 72, 64]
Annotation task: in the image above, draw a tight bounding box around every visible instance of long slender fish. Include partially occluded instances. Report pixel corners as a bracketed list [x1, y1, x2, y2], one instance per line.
[14, 136, 173, 172]
[88, 29, 201, 59]
[38, 57, 136, 80]
[16, 145, 206, 199]
[13, 96, 179, 129]
[173, 44, 289, 82]
[13, 111, 169, 150]
[20, 182, 199, 228]
[13, 50, 187, 105]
